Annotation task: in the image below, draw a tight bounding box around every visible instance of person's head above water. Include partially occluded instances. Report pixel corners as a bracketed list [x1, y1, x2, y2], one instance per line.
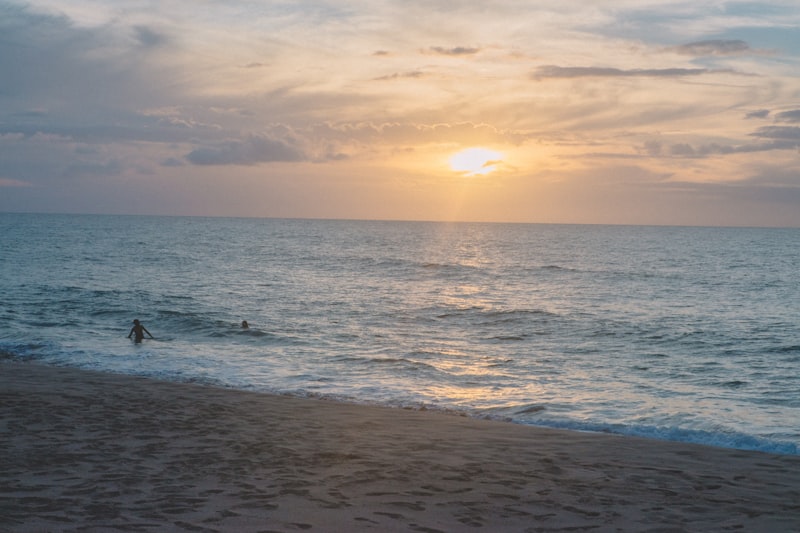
[133, 319, 140, 325]
[241, 320, 249, 329]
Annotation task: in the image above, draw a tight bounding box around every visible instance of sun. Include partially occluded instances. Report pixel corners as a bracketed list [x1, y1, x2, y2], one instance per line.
[449, 147, 503, 176]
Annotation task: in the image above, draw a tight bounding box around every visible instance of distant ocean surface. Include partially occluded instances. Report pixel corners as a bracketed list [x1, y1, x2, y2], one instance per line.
[2, 213, 799, 454]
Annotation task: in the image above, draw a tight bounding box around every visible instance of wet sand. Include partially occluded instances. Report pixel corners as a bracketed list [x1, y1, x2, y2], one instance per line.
[2, 361, 799, 532]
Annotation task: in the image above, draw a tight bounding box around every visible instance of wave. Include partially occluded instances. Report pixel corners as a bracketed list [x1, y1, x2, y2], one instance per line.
[283, 392, 800, 456]
[506, 416, 799, 456]
[486, 335, 528, 342]
[347, 256, 483, 275]
[5, 349, 798, 456]
[539, 264, 580, 272]
[767, 344, 800, 354]
[435, 307, 557, 322]
[0, 342, 50, 360]
[369, 354, 449, 376]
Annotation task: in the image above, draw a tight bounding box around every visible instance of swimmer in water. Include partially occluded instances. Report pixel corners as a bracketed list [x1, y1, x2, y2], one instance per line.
[127, 319, 154, 343]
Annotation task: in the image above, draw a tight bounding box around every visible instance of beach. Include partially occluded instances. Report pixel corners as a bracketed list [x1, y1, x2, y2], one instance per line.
[2, 362, 799, 532]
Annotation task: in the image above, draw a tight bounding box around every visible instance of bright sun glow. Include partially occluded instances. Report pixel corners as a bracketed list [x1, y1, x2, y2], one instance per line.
[449, 147, 503, 176]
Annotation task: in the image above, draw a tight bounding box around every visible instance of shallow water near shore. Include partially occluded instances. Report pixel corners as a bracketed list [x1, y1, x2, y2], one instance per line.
[1, 213, 799, 454]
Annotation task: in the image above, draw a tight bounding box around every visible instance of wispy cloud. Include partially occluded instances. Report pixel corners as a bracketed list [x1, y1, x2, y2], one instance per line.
[133, 25, 169, 48]
[751, 126, 800, 140]
[672, 40, 753, 56]
[426, 46, 480, 56]
[373, 71, 427, 81]
[745, 109, 770, 119]
[774, 110, 800, 123]
[0, 177, 34, 187]
[186, 135, 306, 165]
[666, 139, 797, 157]
[532, 65, 732, 80]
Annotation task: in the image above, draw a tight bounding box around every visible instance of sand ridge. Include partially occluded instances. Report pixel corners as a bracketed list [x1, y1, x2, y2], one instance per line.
[2, 362, 799, 532]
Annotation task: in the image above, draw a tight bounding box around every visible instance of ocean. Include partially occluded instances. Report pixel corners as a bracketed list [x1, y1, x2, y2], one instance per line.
[1, 213, 798, 454]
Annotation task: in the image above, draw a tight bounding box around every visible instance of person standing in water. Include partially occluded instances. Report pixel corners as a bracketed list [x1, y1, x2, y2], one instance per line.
[127, 319, 154, 343]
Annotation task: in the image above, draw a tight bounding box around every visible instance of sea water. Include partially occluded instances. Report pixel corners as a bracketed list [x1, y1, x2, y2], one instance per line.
[1, 213, 798, 454]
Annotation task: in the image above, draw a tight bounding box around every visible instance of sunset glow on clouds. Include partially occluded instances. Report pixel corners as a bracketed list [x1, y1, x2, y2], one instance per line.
[1, 1, 799, 226]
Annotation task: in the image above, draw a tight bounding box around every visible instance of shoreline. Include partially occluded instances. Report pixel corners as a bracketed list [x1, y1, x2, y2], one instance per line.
[2, 361, 799, 532]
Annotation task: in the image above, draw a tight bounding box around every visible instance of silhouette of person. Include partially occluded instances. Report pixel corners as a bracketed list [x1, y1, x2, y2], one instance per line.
[128, 319, 154, 343]
[241, 320, 249, 329]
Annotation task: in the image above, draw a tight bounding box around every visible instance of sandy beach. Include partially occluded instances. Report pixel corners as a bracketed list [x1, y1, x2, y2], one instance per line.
[2, 362, 799, 532]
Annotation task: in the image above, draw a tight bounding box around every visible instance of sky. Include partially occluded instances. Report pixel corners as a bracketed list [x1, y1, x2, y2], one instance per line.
[1, 1, 800, 226]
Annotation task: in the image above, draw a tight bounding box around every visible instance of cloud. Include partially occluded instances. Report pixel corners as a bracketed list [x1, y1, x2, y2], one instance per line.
[373, 71, 426, 81]
[161, 157, 184, 167]
[738, 168, 800, 205]
[308, 121, 526, 147]
[671, 171, 800, 209]
[751, 126, 800, 140]
[0, 177, 34, 187]
[0, 133, 25, 142]
[670, 143, 696, 157]
[63, 159, 124, 179]
[532, 65, 724, 80]
[0, 3, 188, 141]
[637, 129, 800, 159]
[672, 40, 752, 56]
[185, 135, 306, 165]
[427, 46, 480, 56]
[774, 110, 800, 123]
[746, 109, 770, 119]
[133, 25, 169, 48]
[642, 140, 662, 156]
[665, 139, 799, 158]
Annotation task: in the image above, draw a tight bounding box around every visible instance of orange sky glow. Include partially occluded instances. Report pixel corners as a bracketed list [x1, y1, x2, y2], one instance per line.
[1, 1, 800, 226]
